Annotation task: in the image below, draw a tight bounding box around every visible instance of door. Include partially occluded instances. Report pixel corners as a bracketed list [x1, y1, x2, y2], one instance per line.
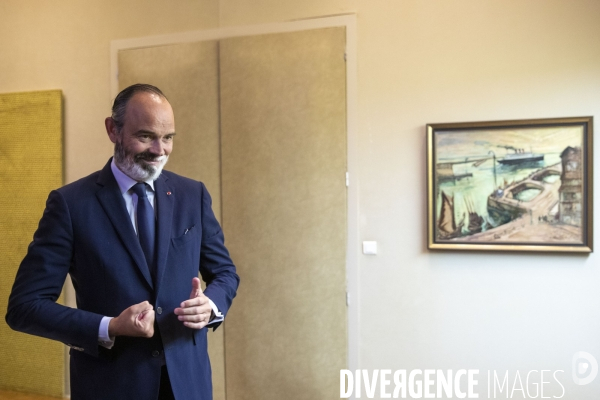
[220, 27, 347, 400]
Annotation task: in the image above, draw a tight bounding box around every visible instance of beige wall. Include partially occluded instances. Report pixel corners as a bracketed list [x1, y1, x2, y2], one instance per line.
[3, 0, 600, 398]
[218, 0, 356, 27]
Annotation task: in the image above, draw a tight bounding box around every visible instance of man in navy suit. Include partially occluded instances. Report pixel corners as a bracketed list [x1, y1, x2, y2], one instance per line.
[6, 84, 239, 400]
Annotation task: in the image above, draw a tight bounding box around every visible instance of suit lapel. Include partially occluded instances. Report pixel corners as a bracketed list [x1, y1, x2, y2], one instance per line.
[95, 160, 154, 290]
[154, 174, 174, 296]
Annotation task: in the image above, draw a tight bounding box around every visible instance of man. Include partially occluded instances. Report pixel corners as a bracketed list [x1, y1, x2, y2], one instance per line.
[6, 84, 239, 400]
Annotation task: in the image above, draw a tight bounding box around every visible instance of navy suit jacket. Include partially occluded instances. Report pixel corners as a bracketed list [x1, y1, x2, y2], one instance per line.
[6, 159, 239, 400]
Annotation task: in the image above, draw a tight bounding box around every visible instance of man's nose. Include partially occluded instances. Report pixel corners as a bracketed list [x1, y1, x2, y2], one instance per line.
[149, 139, 165, 156]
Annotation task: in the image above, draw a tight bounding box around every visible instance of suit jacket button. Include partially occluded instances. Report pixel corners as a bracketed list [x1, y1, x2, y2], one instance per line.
[152, 350, 161, 357]
[156, 307, 162, 315]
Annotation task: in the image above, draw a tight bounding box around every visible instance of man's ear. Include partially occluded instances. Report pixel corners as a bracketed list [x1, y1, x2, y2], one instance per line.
[105, 117, 119, 144]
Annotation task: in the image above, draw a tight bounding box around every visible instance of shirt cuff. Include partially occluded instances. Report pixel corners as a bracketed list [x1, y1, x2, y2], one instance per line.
[98, 316, 115, 349]
[207, 298, 224, 326]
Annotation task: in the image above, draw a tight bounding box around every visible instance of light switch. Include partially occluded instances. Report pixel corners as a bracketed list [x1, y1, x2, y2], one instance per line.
[362, 241, 377, 255]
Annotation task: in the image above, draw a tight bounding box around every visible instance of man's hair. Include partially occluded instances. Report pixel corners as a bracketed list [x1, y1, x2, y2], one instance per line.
[111, 83, 168, 131]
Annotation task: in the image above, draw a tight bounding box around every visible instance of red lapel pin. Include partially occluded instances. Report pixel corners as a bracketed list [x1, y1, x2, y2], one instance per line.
[166, 191, 172, 196]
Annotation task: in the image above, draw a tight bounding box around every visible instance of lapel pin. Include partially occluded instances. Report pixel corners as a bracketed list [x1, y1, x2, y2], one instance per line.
[167, 191, 172, 196]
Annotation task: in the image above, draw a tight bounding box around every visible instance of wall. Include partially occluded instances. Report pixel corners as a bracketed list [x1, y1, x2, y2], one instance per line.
[351, 3, 600, 398]
[2, 0, 600, 398]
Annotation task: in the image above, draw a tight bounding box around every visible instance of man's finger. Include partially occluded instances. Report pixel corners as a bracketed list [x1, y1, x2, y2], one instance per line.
[189, 277, 203, 299]
[175, 306, 201, 315]
[136, 309, 155, 338]
[175, 298, 209, 315]
[183, 320, 208, 330]
[132, 300, 152, 314]
[177, 312, 208, 323]
[138, 308, 155, 322]
[178, 297, 208, 309]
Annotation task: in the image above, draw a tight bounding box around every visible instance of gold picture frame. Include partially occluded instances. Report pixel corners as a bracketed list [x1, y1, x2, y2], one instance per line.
[427, 117, 593, 252]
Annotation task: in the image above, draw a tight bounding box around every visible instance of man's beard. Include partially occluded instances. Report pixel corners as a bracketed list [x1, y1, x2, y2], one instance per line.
[113, 140, 168, 182]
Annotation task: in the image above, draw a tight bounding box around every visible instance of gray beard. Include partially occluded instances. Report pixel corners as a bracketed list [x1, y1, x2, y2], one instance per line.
[113, 140, 168, 182]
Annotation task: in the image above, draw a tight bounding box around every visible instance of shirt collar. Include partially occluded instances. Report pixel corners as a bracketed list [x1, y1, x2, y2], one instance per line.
[110, 158, 156, 195]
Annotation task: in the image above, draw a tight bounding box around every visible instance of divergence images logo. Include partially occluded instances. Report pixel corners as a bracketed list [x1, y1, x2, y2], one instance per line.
[572, 351, 598, 385]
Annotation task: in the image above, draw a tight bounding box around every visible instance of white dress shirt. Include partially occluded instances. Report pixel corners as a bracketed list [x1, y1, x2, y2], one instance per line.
[98, 160, 223, 348]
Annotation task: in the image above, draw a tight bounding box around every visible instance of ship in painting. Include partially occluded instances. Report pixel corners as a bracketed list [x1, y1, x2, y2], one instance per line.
[497, 145, 544, 165]
[437, 191, 464, 239]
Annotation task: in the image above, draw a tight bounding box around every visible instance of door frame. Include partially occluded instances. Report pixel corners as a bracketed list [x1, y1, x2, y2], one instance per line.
[110, 14, 360, 374]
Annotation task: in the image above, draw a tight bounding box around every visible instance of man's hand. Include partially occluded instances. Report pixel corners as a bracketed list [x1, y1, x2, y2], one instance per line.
[174, 277, 213, 329]
[108, 301, 155, 338]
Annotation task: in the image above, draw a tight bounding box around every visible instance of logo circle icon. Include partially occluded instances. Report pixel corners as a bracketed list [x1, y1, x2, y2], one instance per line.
[573, 351, 598, 385]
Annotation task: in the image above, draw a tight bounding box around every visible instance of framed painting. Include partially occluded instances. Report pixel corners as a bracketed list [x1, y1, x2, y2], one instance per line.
[427, 117, 593, 252]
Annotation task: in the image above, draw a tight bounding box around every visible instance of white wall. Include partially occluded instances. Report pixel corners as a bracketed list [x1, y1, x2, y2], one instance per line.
[2, 0, 600, 398]
[353, 1, 600, 398]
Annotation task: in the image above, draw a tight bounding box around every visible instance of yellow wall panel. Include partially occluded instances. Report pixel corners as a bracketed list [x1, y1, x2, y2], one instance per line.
[0, 90, 64, 397]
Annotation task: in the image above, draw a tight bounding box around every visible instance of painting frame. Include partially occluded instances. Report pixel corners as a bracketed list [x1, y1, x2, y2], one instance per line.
[427, 116, 593, 253]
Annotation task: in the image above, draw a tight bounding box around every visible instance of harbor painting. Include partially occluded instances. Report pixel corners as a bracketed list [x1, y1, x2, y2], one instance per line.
[427, 117, 593, 252]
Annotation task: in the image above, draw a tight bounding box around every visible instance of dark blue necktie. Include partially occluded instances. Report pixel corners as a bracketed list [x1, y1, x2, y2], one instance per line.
[132, 182, 156, 282]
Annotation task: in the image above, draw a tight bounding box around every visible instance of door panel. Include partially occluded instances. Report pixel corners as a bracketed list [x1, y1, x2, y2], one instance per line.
[220, 27, 347, 400]
[118, 41, 226, 400]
